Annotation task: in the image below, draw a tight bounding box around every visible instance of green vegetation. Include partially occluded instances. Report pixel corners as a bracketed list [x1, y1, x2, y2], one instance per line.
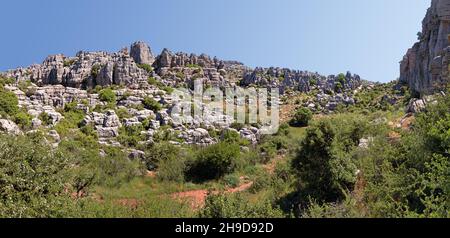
[0, 90, 19, 117]
[55, 101, 86, 137]
[39, 112, 53, 126]
[187, 142, 241, 181]
[199, 193, 284, 218]
[14, 111, 32, 129]
[290, 108, 313, 127]
[118, 124, 145, 147]
[0, 72, 448, 218]
[142, 97, 162, 112]
[186, 64, 201, 69]
[91, 64, 101, 79]
[137, 64, 154, 74]
[292, 114, 370, 203]
[98, 88, 116, 103]
[63, 59, 76, 67]
[0, 134, 72, 218]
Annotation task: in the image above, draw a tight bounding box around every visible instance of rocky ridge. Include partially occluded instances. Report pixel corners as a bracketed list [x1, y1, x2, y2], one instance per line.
[1, 41, 368, 147]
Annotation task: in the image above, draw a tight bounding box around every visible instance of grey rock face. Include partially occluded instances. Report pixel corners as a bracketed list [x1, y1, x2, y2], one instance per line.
[0, 119, 22, 135]
[406, 98, 427, 113]
[241, 67, 362, 94]
[4, 48, 149, 89]
[154, 48, 226, 69]
[400, 0, 450, 95]
[130, 41, 155, 65]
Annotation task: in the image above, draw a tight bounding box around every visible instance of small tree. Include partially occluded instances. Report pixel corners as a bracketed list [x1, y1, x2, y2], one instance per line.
[290, 108, 313, 127]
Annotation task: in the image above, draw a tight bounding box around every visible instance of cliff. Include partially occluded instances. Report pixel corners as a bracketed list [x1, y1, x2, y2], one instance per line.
[400, 0, 450, 96]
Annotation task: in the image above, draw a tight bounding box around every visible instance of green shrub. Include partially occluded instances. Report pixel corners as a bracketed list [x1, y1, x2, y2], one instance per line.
[0, 134, 72, 218]
[290, 108, 312, 127]
[292, 114, 369, 203]
[14, 111, 32, 129]
[187, 142, 240, 181]
[98, 88, 116, 103]
[39, 112, 53, 126]
[0, 90, 19, 117]
[118, 124, 145, 147]
[80, 124, 97, 138]
[116, 108, 132, 120]
[157, 156, 186, 183]
[142, 97, 162, 112]
[0, 76, 15, 86]
[230, 122, 245, 131]
[137, 64, 154, 74]
[143, 142, 180, 170]
[91, 64, 101, 79]
[148, 77, 163, 87]
[63, 59, 76, 67]
[223, 174, 240, 188]
[221, 129, 241, 144]
[54, 103, 86, 137]
[199, 193, 284, 218]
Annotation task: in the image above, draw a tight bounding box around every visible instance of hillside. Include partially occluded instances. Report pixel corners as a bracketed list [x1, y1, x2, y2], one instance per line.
[0, 0, 448, 218]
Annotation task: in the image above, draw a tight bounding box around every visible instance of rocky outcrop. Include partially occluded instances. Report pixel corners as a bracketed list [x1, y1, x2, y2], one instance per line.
[0, 119, 22, 135]
[130, 41, 155, 66]
[241, 67, 362, 94]
[400, 0, 450, 96]
[154, 48, 227, 69]
[4, 43, 150, 89]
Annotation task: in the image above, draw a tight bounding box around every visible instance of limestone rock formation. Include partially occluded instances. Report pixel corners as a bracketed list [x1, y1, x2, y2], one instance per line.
[400, 0, 450, 95]
[130, 41, 155, 65]
[4, 44, 150, 89]
[0, 119, 22, 135]
[241, 67, 362, 94]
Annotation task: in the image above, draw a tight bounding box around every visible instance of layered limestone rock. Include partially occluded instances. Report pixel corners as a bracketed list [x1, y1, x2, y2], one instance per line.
[152, 48, 246, 86]
[241, 67, 362, 94]
[4, 43, 150, 89]
[130, 41, 155, 66]
[400, 0, 450, 95]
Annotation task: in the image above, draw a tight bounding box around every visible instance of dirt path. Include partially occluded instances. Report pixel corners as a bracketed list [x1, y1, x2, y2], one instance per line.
[263, 154, 286, 175]
[172, 180, 254, 209]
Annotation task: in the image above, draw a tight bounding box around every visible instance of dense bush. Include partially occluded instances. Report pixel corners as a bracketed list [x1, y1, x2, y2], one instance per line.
[118, 124, 145, 147]
[292, 114, 370, 203]
[0, 134, 72, 218]
[290, 108, 312, 127]
[13, 111, 32, 129]
[143, 142, 181, 170]
[142, 97, 162, 112]
[98, 88, 116, 103]
[187, 142, 241, 181]
[0, 90, 19, 117]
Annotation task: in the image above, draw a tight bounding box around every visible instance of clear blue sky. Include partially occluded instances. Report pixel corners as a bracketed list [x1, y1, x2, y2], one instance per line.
[0, 0, 430, 82]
